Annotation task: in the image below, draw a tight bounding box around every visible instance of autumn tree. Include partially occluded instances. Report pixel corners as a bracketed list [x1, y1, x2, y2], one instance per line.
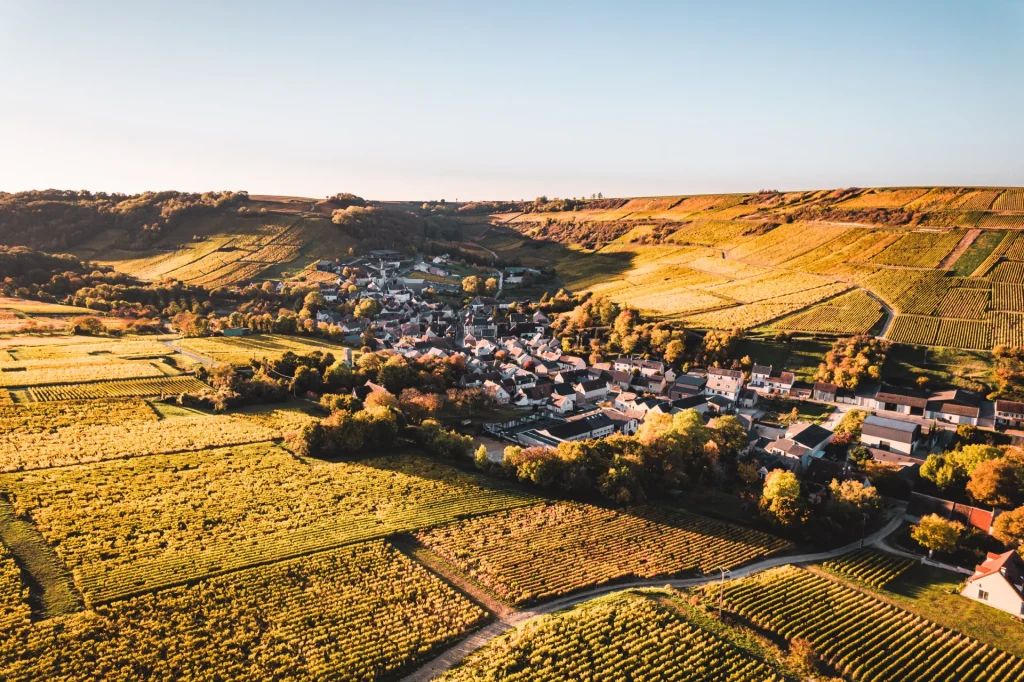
[992, 506, 1024, 548]
[967, 457, 1024, 508]
[911, 513, 963, 557]
[484, 277, 498, 296]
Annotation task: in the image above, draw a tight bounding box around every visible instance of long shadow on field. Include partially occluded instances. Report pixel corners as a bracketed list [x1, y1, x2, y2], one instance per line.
[471, 223, 639, 292]
[0, 493, 84, 620]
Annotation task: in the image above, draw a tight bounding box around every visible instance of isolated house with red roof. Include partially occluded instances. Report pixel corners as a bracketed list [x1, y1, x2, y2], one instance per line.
[961, 551, 1024, 618]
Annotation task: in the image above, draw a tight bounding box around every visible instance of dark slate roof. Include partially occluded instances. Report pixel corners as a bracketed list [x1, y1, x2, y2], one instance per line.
[790, 423, 833, 448]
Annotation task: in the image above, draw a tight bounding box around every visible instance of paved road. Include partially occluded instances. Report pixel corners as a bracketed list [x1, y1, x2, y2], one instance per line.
[400, 511, 906, 681]
[160, 339, 215, 366]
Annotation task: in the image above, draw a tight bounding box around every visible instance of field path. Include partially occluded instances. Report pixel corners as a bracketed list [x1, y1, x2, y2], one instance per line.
[400, 509, 906, 681]
[861, 287, 895, 338]
[938, 228, 981, 270]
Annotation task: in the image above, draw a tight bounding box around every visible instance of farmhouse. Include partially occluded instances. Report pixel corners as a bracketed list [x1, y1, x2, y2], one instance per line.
[860, 415, 920, 456]
[961, 551, 1024, 618]
[705, 368, 743, 402]
[749, 364, 795, 395]
[812, 381, 838, 402]
[925, 389, 981, 426]
[995, 399, 1024, 429]
[873, 385, 929, 416]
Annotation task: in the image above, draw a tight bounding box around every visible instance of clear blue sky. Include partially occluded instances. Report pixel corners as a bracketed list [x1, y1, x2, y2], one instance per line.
[1, 1, 1022, 200]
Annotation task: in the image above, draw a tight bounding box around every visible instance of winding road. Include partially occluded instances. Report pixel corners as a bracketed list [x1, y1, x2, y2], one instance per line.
[160, 339, 215, 366]
[401, 510, 906, 681]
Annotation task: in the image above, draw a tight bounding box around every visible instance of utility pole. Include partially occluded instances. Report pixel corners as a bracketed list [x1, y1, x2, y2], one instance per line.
[718, 567, 731, 618]
[860, 512, 869, 549]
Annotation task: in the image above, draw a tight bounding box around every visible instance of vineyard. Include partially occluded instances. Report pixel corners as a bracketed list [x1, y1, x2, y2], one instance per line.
[0, 413, 279, 471]
[821, 548, 915, 589]
[0, 542, 29, 634]
[416, 501, 791, 605]
[176, 333, 353, 365]
[0, 398, 157, 433]
[935, 318, 992, 350]
[888, 315, 940, 345]
[708, 566, 1024, 682]
[0, 447, 537, 603]
[441, 591, 783, 682]
[26, 375, 209, 401]
[0, 540, 487, 681]
[0, 360, 171, 387]
[992, 312, 1024, 347]
[766, 289, 884, 334]
[992, 189, 1024, 211]
[870, 229, 966, 268]
[992, 283, 1024, 312]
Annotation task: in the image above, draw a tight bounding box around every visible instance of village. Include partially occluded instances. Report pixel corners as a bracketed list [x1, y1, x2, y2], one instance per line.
[228, 247, 1024, 622]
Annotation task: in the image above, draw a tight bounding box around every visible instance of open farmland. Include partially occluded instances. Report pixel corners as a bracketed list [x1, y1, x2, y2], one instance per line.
[0, 446, 537, 604]
[416, 501, 790, 605]
[0, 540, 487, 682]
[707, 565, 1024, 682]
[176, 333, 354, 365]
[441, 591, 783, 682]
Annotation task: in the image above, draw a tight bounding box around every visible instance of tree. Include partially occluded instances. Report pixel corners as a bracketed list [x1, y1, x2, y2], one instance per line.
[967, 457, 1024, 507]
[763, 469, 800, 502]
[462, 275, 482, 295]
[71, 316, 105, 335]
[737, 461, 760, 485]
[849, 445, 873, 468]
[664, 339, 685, 365]
[303, 291, 325, 310]
[911, 514, 963, 556]
[484, 277, 498, 296]
[992, 506, 1024, 547]
[474, 444, 490, 471]
[788, 638, 818, 674]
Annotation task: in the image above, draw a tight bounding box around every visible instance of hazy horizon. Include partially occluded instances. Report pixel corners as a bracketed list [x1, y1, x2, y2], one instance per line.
[2, 0, 1023, 200]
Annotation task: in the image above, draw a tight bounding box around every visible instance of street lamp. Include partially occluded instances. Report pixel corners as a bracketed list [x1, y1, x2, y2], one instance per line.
[717, 567, 732, 618]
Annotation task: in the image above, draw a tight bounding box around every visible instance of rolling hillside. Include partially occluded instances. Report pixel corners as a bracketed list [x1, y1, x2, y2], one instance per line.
[468, 187, 1024, 352]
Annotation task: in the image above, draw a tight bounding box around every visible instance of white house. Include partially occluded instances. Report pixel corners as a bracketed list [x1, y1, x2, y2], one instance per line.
[483, 380, 510, 405]
[705, 368, 743, 402]
[961, 551, 1024, 618]
[995, 399, 1024, 429]
[860, 415, 921, 456]
[926, 389, 982, 426]
[573, 379, 610, 402]
[750, 364, 795, 394]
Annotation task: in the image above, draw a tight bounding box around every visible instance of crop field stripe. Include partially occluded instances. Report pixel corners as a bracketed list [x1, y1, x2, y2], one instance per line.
[710, 566, 1024, 682]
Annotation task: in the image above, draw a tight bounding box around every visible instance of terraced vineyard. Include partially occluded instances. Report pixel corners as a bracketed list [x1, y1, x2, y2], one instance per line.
[441, 591, 783, 682]
[0, 540, 487, 681]
[0, 446, 537, 604]
[26, 375, 209, 401]
[417, 501, 791, 605]
[821, 548, 915, 589]
[709, 566, 1024, 682]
